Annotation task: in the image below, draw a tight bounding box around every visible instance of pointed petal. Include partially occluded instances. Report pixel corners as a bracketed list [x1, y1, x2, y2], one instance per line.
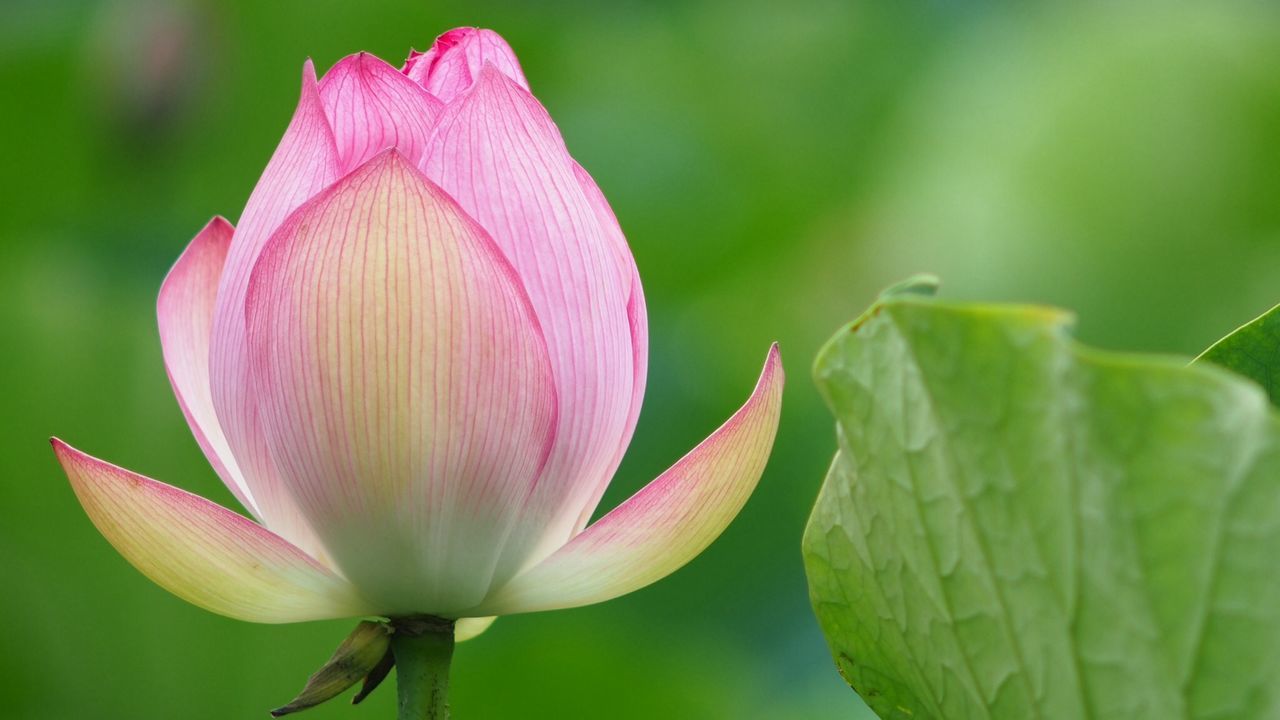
[403, 27, 529, 103]
[318, 52, 444, 173]
[52, 439, 368, 623]
[478, 346, 784, 615]
[209, 60, 341, 560]
[157, 216, 261, 517]
[245, 150, 557, 616]
[423, 65, 638, 582]
[455, 616, 497, 642]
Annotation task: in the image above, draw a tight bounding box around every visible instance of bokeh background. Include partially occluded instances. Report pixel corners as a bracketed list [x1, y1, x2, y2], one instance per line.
[4, 0, 1280, 717]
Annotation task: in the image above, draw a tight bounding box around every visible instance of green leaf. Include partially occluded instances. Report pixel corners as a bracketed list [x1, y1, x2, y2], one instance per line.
[803, 289, 1280, 720]
[878, 273, 941, 300]
[1196, 303, 1280, 408]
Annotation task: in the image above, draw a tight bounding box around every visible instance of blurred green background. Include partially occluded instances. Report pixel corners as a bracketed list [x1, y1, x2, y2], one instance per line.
[4, 0, 1280, 718]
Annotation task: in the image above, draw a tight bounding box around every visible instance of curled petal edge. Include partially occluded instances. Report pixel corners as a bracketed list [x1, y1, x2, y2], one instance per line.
[403, 27, 529, 102]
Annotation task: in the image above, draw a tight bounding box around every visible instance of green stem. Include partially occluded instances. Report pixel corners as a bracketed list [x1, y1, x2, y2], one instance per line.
[390, 616, 456, 720]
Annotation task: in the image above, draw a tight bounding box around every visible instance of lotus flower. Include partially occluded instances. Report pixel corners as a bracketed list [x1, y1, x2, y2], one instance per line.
[52, 28, 783, 635]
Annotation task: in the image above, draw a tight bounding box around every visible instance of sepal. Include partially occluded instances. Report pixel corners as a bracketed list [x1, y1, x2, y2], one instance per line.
[271, 621, 392, 716]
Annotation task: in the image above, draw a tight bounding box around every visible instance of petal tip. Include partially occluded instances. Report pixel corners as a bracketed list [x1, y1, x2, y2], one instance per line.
[355, 146, 418, 180]
[50, 439, 137, 492]
[328, 50, 393, 77]
[50, 436, 79, 464]
[473, 60, 511, 88]
[50, 437, 87, 481]
[760, 343, 785, 390]
[206, 215, 234, 234]
[434, 26, 480, 48]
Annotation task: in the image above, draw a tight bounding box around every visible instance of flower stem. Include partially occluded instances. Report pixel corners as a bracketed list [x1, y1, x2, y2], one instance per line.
[390, 616, 456, 720]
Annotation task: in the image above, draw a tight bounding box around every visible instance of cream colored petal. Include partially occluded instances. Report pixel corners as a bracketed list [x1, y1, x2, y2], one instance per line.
[455, 616, 497, 642]
[52, 439, 369, 623]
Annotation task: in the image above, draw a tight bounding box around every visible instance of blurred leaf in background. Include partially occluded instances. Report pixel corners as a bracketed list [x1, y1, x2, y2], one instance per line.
[806, 287, 1280, 719]
[3, 0, 1279, 717]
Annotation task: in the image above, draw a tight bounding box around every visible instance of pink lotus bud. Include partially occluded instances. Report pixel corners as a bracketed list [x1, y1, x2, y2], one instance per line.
[52, 28, 783, 629]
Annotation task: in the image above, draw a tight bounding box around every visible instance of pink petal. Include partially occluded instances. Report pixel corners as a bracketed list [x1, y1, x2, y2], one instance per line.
[569, 162, 649, 534]
[317, 52, 444, 174]
[423, 65, 639, 584]
[245, 150, 557, 616]
[52, 439, 369, 623]
[157, 217, 261, 517]
[208, 60, 341, 561]
[476, 345, 783, 615]
[403, 27, 529, 103]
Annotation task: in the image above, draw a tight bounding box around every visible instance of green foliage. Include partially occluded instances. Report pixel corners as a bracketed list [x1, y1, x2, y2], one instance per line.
[805, 286, 1280, 719]
[1197, 303, 1280, 408]
[9, 0, 1280, 716]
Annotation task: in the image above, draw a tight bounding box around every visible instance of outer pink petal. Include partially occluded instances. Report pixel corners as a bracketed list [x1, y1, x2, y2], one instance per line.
[245, 150, 557, 616]
[157, 217, 260, 517]
[569, 162, 649, 534]
[476, 346, 784, 615]
[52, 439, 369, 623]
[317, 52, 444, 173]
[402, 27, 529, 103]
[423, 65, 637, 584]
[208, 60, 340, 561]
